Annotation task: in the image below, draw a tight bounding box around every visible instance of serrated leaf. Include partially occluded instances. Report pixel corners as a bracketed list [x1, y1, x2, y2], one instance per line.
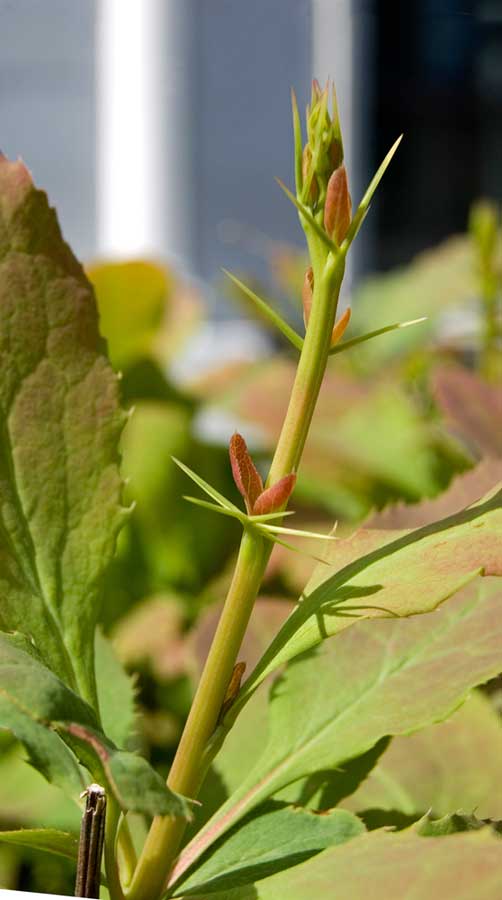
[169, 804, 364, 896]
[236, 488, 502, 704]
[0, 155, 127, 705]
[346, 691, 502, 821]
[415, 812, 489, 837]
[0, 827, 78, 863]
[0, 632, 88, 796]
[95, 629, 137, 748]
[174, 580, 502, 878]
[0, 631, 188, 818]
[57, 724, 189, 819]
[434, 366, 502, 459]
[183, 829, 502, 900]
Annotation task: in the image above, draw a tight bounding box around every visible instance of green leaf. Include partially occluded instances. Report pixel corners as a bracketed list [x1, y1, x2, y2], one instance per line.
[344, 135, 403, 248]
[0, 632, 89, 796]
[328, 317, 427, 357]
[275, 739, 390, 811]
[183, 829, 502, 899]
[0, 827, 78, 863]
[169, 804, 364, 897]
[87, 260, 172, 369]
[275, 179, 338, 255]
[57, 724, 190, 819]
[0, 155, 128, 705]
[222, 271, 304, 351]
[236, 488, 502, 705]
[0, 631, 188, 818]
[415, 812, 489, 837]
[175, 580, 502, 877]
[346, 691, 502, 821]
[95, 629, 137, 749]
[172, 457, 241, 513]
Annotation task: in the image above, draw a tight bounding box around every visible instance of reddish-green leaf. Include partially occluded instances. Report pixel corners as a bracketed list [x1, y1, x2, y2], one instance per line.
[237, 487, 502, 700]
[346, 691, 502, 821]
[173, 580, 502, 881]
[0, 155, 128, 705]
[185, 829, 502, 899]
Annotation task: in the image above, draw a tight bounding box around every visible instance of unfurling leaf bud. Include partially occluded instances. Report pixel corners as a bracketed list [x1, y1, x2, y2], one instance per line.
[302, 266, 314, 327]
[324, 165, 352, 245]
[229, 433, 263, 513]
[252, 473, 296, 516]
[302, 145, 318, 203]
[330, 307, 351, 347]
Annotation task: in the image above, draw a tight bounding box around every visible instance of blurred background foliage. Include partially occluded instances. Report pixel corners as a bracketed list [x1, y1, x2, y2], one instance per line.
[0, 203, 500, 893]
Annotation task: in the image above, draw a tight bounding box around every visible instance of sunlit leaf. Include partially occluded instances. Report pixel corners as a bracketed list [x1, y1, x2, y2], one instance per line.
[174, 580, 502, 878]
[236, 488, 502, 701]
[169, 804, 364, 896]
[183, 829, 502, 899]
[0, 155, 127, 705]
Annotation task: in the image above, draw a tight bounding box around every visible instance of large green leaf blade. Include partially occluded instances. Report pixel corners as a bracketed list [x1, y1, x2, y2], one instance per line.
[0, 155, 128, 703]
[346, 690, 502, 821]
[174, 580, 502, 881]
[0, 828, 78, 863]
[184, 829, 502, 900]
[236, 488, 502, 706]
[0, 631, 189, 818]
[0, 632, 89, 795]
[170, 804, 364, 897]
[95, 629, 137, 748]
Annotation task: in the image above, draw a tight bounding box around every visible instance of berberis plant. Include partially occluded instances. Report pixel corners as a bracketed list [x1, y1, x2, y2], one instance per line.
[0, 82, 501, 900]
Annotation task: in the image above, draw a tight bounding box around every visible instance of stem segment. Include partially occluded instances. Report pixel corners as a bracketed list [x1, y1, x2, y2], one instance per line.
[128, 238, 346, 900]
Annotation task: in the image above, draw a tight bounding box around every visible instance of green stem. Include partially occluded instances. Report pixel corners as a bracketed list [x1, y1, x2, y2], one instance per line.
[127, 242, 345, 900]
[105, 798, 125, 900]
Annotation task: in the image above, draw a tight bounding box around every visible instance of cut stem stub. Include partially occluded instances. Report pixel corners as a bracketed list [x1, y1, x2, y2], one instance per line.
[75, 783, 107, 898]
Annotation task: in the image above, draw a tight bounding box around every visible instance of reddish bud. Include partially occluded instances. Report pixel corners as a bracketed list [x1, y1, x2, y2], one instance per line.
[330, 307, 351, 347]
[302, 266, 314, 327]
[229, 433, 263, 513]
[324, 165, 352, 244]
[252, 473, 296, 516]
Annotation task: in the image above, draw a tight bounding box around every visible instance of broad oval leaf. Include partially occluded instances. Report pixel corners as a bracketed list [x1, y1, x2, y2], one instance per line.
[170, 804, 364, 897]
[0, 631, 188, 818]
[184, 829, 502, 900]
[95, 628, 137, 749]
[0, 155, 128, 705]
[174, 580, 502, 880]
[346, 690, 502, 821]
[235, 488, 502, 710]
[0, 827, 78, 863]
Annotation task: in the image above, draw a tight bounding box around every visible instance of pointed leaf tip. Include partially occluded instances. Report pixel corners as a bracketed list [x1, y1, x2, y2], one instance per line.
[252, 473, 297, 516]
[229, 433, 264, 513]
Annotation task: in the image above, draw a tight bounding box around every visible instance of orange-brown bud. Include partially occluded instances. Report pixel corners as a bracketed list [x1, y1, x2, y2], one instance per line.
[330, 307, 351, 347]
[229, 433, 263, 513]
[252, 473, 297, 516]
[324, 165, 352, 244]
[302, 266, 314, 327]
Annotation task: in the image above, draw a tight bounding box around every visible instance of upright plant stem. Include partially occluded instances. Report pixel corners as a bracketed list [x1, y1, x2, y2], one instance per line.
[127, 244, 345, 900]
